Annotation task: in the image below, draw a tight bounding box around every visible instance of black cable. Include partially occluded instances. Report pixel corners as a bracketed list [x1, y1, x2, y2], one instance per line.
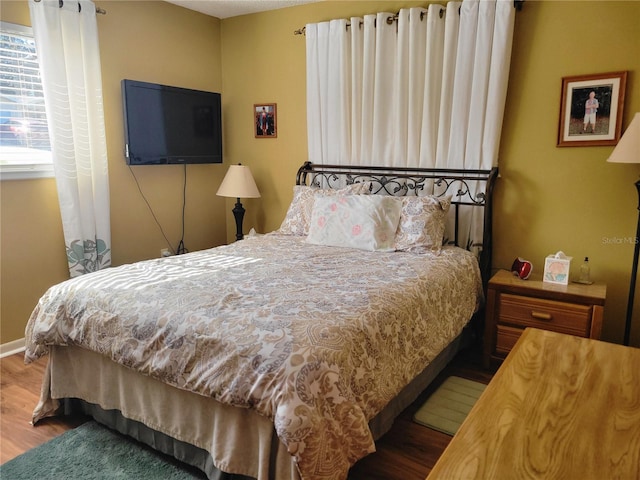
[175, 164, 189, 255]
[127, 164, 177, 255]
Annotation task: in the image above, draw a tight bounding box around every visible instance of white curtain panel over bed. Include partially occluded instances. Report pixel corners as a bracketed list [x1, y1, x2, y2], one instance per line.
[305, 0, 515, 169]
[305, 0, 515, 248]
[29, 0, 111, 277]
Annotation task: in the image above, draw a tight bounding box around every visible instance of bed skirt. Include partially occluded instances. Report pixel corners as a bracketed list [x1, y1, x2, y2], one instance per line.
[42, 329, 468, 480]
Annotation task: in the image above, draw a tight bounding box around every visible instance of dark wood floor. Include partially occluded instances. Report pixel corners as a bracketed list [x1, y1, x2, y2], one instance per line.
[0, 344, 495, 479]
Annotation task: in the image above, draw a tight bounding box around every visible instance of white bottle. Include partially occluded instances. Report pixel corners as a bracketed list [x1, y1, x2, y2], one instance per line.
[578, 257, 591, 284]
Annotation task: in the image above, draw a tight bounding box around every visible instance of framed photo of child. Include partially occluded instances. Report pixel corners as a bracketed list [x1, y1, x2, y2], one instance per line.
[557, 71, 627, 147]
[254, 103, 277, 138]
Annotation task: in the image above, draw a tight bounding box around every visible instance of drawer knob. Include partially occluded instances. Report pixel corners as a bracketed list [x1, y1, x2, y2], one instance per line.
[531, 311, 552, 321]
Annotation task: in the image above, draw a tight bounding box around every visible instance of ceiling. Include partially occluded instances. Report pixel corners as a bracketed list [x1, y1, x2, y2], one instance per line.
[164, 0, 322, 19]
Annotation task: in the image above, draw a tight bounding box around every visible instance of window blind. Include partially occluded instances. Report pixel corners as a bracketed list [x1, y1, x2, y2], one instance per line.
[0, 21, 53, 180]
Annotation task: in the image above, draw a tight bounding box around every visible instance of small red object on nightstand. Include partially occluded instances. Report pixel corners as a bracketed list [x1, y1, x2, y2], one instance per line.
[511, 257, 532, 280]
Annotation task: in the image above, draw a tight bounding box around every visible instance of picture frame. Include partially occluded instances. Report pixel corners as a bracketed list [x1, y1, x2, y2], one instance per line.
[557, 71, 627, 147]
[254, 103, 277, 138]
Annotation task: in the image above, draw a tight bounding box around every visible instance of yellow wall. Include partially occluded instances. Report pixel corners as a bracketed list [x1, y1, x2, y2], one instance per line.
[2, 0, 639, 347]
[0, 1, 227, 344]
[495, 1, 639, 345]
[221, 0, 640, 345]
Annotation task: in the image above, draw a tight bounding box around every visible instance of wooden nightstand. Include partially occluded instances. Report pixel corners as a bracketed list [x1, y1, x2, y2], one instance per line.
[483, 269, 606, 368]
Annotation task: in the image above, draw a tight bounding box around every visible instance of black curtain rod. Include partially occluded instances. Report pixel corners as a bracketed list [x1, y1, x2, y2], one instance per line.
[294, 1, 523, 36]
[293, 12, 423, 36]
[34, 0, 107, 15]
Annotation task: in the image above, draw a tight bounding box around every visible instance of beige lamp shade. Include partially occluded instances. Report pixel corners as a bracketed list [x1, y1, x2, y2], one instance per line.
[216, 164, 261, 198]
[607, 113, 640, 164]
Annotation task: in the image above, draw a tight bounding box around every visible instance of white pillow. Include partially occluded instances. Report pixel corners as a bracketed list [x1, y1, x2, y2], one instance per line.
[394, 195, 451, 253]
[306, 195, 402, 252]
[277, 183, 371, 236]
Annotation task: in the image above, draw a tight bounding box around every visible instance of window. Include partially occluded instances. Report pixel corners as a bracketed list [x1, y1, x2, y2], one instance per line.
[0, 21, 53, 180]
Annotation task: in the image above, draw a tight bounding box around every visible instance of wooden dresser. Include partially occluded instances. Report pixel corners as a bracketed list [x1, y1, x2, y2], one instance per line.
[428, 328, 640, 479]
[483, 269, 606, 368]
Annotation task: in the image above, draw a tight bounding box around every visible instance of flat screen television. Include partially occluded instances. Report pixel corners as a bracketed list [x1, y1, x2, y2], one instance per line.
[122, 79, 222, 165]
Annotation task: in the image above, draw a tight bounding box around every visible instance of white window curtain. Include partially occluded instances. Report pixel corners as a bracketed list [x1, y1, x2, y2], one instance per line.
[29, 0, 111, 277]
[305, 0, 515, 249]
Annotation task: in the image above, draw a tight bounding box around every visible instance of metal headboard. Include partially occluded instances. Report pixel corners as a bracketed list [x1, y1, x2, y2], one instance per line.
[295, 161, 499, 287]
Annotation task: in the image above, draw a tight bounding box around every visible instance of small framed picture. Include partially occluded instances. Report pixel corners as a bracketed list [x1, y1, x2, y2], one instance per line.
[254, 103, 277, 138]
[557, 71, 627, 147]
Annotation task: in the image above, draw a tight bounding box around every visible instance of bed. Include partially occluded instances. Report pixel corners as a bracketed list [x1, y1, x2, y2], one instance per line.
[25, 162, 498, 480]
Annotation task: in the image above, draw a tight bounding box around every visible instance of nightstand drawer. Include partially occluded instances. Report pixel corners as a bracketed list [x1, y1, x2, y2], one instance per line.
[495, 325, 522, 355]
[499, 293, 591, 336]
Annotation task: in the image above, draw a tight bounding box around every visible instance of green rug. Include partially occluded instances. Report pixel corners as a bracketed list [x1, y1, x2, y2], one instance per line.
[0, 421, 206, 479]
[413, 376, 487, 435]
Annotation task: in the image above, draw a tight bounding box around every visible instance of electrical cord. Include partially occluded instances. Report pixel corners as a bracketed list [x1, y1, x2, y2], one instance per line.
[175, 164, 189, 255]
[128, 164, 189, 255]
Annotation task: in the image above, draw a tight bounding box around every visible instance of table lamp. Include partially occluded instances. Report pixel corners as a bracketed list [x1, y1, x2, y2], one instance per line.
[216, 164, 261, 241]
[607, 112, 640, 345]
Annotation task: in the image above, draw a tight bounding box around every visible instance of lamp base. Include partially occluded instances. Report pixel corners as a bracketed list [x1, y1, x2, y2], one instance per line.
[232, 198, 245, 242]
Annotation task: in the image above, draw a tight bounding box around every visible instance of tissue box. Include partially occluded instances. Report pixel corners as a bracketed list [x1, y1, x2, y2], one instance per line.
[543, 252, 572, 285]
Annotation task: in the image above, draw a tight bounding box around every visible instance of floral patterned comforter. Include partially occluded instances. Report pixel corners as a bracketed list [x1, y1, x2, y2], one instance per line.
[25, 234, 483, 480]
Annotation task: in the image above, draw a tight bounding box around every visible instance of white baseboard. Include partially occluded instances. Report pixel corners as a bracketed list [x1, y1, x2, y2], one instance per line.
[1, 337, 26, 358]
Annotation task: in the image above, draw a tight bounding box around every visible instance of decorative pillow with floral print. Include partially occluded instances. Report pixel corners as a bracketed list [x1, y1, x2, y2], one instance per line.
[277, 182, 371, 236]
[306, 194, 402, 252]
